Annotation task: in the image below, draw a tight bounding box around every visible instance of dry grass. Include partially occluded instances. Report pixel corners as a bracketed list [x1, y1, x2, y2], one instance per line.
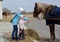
[4, 29, 40, 42]
[25, 29, 40, 41]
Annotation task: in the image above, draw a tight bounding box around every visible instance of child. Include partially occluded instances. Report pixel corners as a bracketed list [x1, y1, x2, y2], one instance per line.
[19, 15, 29, 40]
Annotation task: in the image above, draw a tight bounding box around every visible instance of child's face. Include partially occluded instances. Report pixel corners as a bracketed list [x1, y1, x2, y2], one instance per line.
[20, 16, 25, 19]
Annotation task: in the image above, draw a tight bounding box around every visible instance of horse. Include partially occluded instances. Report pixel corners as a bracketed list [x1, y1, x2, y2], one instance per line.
[3, 12, 7, 18]
[33, 2, 60, 41]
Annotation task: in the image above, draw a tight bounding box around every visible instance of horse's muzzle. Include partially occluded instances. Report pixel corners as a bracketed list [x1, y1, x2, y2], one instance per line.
[33, 11, 36, 18]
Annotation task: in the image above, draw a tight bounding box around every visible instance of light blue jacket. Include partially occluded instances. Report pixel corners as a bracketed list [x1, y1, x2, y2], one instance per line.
[11, 13, 21, 25]
[11, 13, 29, 25]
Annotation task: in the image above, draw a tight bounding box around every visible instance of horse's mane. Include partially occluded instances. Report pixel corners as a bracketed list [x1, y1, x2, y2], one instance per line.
[38, 3, 54, 14]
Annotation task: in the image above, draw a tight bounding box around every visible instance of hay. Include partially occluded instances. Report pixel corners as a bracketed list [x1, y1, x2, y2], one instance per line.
[4, 29, 40, 42]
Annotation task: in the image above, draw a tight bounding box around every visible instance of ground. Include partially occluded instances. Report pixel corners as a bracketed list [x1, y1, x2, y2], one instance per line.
[0, 14, 60, 42]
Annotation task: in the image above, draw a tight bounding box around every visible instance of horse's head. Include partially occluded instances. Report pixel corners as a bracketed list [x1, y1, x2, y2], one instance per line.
[33, 3, 42, 19]
[33, 2, 53, 19]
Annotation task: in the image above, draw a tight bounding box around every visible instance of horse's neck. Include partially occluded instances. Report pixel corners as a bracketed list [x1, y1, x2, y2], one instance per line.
[42, 5, 54, 19]
[44, 5, 54, 15]
[39, 4, 51, 15]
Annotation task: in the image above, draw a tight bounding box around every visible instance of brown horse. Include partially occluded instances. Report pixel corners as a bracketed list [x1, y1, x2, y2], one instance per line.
[3, 12, 7, 18]
[33, 2, 60, 41]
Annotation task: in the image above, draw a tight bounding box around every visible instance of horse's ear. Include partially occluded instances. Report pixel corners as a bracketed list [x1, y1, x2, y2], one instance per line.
[35, 2, 37, 6]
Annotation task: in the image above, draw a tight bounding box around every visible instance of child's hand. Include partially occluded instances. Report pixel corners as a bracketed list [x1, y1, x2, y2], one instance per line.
[27, 18, 33, 23]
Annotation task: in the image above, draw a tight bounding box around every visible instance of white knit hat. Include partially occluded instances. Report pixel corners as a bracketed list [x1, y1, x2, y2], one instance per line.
[20, 7, 24, 12]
